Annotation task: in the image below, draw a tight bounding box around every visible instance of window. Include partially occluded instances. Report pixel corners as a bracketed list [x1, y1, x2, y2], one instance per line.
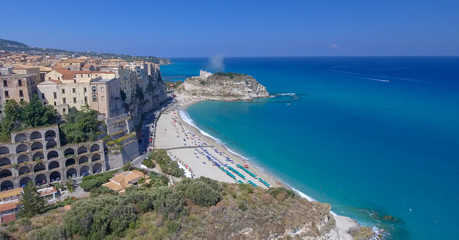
[92, 95, 97, 102]
[58, 77, 61, 81]
[41, 93, 45, 99]
[53, 92, 57, 99]
[101, 96, 105, 101]
[72, 88, 76, 93]
[73, 97, 76, 103]
[4, 91, 9, 98]
[84, 87, 87, 93]
[3, 80, 7, 87]
[84, 97, 87, 103]
[92, 86, 97, 93]
[62, 89, 65, 94]
[18, 80, 22, 86]
[100, 87, 104, 92]
[53, 102, 56, 106]
[63, 108, 66, 114]
[63, 98, 66, 104]
[19, 90, 23, 97]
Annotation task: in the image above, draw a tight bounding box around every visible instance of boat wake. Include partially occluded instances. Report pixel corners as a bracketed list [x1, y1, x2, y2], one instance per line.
[258, 92, 302, 103]
[366, 78, 390, 83]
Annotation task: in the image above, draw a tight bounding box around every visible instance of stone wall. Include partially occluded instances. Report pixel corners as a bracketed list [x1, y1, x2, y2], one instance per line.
[0, 125, 106, 190]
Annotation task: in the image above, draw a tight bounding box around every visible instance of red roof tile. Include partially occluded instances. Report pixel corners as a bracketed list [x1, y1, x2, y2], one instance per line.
[1, 213, 16, 224]
[0, 202, 18, 212]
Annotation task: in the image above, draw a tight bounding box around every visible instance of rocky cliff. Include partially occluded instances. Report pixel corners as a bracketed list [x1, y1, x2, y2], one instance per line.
[181, 71, 269, 100]
[129, 70, 168, 129]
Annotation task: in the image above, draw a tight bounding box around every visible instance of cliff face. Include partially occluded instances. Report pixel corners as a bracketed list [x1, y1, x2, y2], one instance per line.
[182, 72, 269, 100]
[130, 83, 168, 128]
[129, 70, 168, 129]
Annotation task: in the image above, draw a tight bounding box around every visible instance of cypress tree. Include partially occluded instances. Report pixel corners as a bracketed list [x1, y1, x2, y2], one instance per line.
[18, 181, 45, 218]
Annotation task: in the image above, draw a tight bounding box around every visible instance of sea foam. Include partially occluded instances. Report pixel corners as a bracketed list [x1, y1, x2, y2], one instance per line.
[179, 109, 222, 144]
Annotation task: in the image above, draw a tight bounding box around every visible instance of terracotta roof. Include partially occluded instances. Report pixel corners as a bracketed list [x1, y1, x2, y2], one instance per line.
[1, 213, 16, 224]
[73, 71, 115, 74]
[54, 68, 74, 80]
[54, 68, 72, 74]
[63, 59, 85, 63]
[102, 181, 123, 191]
[39, 188, 57, 196]
[0, 188, 23, 199]
[12, 65, 39, 70]
[0, 202, 18, 212]
[82, 63, 94, 69]
[49, 79, 62, 84]
[39, 66, 53, 72]
[102, 170, 149, 191]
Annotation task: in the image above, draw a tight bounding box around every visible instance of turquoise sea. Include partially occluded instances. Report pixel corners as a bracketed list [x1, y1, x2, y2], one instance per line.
[160, 57, 459, 239]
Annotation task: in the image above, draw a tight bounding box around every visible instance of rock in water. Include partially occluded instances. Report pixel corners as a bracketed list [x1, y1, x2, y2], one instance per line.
[182, 70, 269, 101]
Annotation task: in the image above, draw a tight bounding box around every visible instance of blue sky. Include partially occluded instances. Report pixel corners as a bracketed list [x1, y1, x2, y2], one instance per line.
[1, 0, 458, 57]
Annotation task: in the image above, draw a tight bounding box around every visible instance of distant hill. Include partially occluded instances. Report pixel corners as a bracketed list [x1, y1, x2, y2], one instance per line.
[0, 38, 29, 50]
[0, 38, 170, 65]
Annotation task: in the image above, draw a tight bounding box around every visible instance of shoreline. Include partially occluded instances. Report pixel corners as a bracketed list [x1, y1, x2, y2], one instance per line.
[154, 93, 372, 239]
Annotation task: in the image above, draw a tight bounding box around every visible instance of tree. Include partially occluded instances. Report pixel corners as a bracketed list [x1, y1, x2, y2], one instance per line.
[60, 107, 101, 143]
[184, 180, 222, 207]
[66, 178, 74, 193]
[123, 162, 132, 171]
[3, 99, 22, 123]
[18, 181, 45, 218]
[22, 95, 55, 127]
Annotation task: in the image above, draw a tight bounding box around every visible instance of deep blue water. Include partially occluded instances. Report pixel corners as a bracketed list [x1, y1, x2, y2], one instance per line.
[161, 57, 459, 239]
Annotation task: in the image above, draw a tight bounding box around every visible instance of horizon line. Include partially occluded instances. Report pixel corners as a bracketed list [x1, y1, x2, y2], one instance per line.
[164, 55, 459, 58]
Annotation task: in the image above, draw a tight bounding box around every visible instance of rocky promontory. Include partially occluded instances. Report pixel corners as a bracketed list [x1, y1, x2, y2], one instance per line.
[180, 70, 269, 101]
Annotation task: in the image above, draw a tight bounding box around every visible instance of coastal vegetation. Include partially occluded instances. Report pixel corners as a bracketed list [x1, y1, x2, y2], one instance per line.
[0, 96, 56, 142]
[0, 177, 374, 240]
[18, 182, 45, 218]
[165, 80, 182, 90]
[0, 97, 103, 145]
[79, 171, 116, 192]
[213, 71, 247, 79]
[149, 149, 184, 177]
[142, 158, 155, 168]
[59, 106, 102, 144]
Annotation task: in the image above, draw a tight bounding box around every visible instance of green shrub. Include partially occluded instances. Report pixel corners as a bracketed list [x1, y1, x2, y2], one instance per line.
[268, 187, 296, 199]
[142, 159, 155, 168]
[60, 106, 101, 144]
[148, 174, 169, 188]
[238, 202, 248, 211]
[28, 225, 66, 240]
[150, 150, 184, 177]
[79, 179, 100, 192]
[167, 221, 180, 233]
[79, 171, 116, 192]
[184, 181, 221, 207]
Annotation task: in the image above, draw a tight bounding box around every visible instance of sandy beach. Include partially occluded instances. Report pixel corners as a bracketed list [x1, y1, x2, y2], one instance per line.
[153, 94, 361, 239]
[154, 94, 282, 188]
